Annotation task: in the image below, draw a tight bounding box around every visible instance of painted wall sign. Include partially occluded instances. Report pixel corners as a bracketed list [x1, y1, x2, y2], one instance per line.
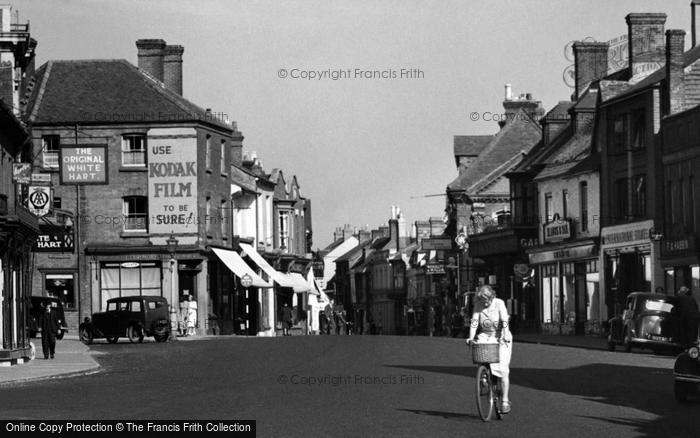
[147, 129, 198, 235]
[59, 145, 108, 184]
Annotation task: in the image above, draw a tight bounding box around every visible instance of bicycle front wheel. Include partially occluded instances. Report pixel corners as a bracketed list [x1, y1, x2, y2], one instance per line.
[475, 364, 494, 421]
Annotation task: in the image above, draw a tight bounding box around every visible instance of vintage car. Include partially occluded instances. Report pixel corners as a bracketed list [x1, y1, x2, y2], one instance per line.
[607, 292, 682, 353]
[674, 337, 700, 402]
[79, 296, 171, 344]
[27, 296, 68, 340]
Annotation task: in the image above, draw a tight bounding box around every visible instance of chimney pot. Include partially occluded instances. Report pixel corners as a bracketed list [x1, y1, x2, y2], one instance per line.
[136, 39, 166, 82]
[163, 44, 184, 95]
[504, 83, 512, 100]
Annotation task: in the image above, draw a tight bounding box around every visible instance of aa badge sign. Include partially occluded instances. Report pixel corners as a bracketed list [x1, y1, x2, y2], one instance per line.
[28, 186, 52, 217]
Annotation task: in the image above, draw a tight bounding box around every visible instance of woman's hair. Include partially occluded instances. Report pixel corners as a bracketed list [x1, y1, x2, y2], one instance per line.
[476, 285, 496, 301]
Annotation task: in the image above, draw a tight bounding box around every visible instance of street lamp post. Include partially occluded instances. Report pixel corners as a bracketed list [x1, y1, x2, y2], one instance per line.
[166, 231, 179, 338]
[240, 274, 253, 335]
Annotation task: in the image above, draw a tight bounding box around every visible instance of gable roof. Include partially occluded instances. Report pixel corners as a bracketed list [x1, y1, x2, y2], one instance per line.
[26, 59, 231, 131]
[447, 108, 542, 194]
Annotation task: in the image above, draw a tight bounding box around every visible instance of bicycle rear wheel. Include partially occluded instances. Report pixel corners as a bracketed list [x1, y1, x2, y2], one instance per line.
[475, 365, 494, 421]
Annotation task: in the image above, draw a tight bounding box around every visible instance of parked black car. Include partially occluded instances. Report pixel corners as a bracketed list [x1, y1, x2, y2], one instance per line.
[608, 292, 682, 353]
[674, 336, 700, 402]
[79, 296, 171, 344]
[28, 296, 68, 340]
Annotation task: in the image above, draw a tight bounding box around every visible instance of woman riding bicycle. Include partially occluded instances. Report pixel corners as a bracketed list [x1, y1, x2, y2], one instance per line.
[466, 285, 512, 413]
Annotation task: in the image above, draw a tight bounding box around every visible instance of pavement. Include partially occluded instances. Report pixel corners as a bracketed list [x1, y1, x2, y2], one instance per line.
[0, 332, 610, 387]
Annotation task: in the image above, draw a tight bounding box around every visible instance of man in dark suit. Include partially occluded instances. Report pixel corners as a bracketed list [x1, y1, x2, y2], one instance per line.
[39, 301, 60, 359]
[676, 286, 700, 347]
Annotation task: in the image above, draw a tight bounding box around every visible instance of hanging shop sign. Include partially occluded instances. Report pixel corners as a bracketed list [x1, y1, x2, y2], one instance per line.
[33, 232, 74, 252]
[543, 216, 571, 243]
[59, 145, 108, 184]
[27, 185, 51, 217]
[12, 163, 31, 184]
[426, 262, 446, 275]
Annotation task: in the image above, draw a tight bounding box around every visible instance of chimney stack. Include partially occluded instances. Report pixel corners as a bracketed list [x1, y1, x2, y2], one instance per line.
[136, 39, 166, 82]
[665, 29, 686, 116]
[626, 13, 667, 82]
[573, 41, 609, 99]
[500, 89, 545, 128]
[163, 45, 184, 95]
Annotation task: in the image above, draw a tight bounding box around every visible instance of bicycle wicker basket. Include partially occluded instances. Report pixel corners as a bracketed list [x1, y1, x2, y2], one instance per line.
[472, 342, 500, 364]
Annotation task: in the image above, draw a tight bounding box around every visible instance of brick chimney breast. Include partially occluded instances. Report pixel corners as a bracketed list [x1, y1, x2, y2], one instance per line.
[163, 45, 184, 95]
[573, 42, 609, 100]
[625, 13, 667, 82]
[136, 39, 166, 82]
[665, 29, 686, 116]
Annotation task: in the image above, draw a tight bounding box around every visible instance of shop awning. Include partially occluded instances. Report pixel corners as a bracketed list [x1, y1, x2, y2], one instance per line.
[212, 248, 272, 288]
[287, 272, 311, 293]
[239, 243, 298, 289]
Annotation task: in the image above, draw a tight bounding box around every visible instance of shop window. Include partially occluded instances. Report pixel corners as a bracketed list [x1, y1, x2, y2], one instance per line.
[100, 261, 162, 310]
[541, 264, 558, 323]
[123, 196, 148, 231]
[121, 134, 146, 167]
[42, 135, 60, 168]
[45, 273, 75, 310]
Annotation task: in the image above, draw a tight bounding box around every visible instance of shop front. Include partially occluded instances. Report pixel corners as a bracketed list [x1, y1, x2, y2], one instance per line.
[529, 241, 599, 335]
[468, 226, 539, 331]
[659, 230, 700, 299]
[600, 220, 663, 321]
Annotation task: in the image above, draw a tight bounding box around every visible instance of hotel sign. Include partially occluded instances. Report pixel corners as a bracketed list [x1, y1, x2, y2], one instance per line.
[543, 218, 571, 243]
[33, 232, 74, 252]
[60, 145, 108, 184]
[147, 128, 198, 235]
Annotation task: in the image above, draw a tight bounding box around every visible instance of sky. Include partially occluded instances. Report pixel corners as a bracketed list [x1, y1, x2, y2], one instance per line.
[12, 0, 692, 249]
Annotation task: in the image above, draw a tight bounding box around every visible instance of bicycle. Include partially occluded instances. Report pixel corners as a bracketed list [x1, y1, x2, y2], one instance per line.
[470, 341, 504, 421]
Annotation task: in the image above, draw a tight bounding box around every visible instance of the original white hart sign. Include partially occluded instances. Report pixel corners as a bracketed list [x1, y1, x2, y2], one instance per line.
[148, 128, 198, 235]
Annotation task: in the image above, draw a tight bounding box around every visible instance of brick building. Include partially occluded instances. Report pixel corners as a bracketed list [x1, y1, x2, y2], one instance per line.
[0, 5, 38, 364]
[26, 39, 242, 335]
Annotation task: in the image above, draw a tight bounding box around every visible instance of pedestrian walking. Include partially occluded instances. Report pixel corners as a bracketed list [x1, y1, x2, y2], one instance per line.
[282, 303, 293, 336]
[676, 286, 700, 346]
[185, 294, 197, 336]
[39, 301, 60, 359]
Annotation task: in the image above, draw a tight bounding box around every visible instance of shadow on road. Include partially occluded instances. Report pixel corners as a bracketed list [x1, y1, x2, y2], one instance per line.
[386, 363, 700, 436]
[397, 408, 480, 422]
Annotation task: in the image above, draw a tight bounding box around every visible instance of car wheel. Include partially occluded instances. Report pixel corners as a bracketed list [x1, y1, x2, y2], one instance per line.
[675, 380, 691, 403]
[106, 336, 119, 344]
[56, 330, 65, 341]
[623, 330, 633, 353]
[607, 334, 616, 351]
[127, 326, 145, 344]
[79, 328, 93, 345]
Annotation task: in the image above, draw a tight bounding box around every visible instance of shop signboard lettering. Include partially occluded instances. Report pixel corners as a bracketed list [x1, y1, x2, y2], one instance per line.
[544, 218, 571, 243]
[426, 262, 446, 275]
[33, 233, 74, 252]
[421, 238, 453, 251]
[147, 129, 198, 235]
[60, 145, 107, 184]
[602, 228, 649, 245]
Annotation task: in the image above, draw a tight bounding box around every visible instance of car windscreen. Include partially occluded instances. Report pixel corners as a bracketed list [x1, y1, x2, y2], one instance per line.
[643, 300, 674, 313]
